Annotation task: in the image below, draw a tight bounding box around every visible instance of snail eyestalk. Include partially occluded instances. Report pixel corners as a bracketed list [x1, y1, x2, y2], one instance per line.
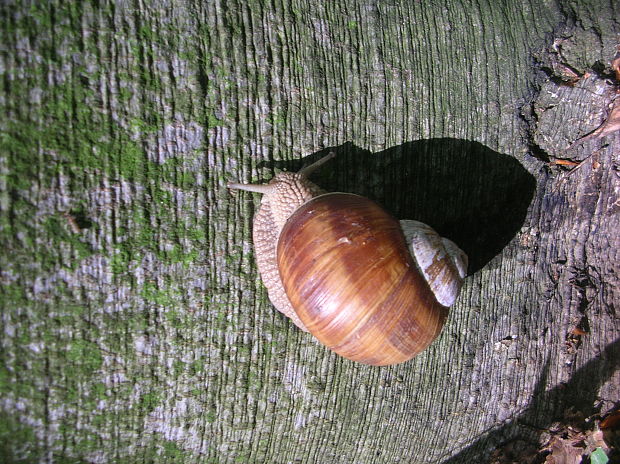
[298, 152, 336, 177]
[227, 182, 273, 195]
[227, 152, 335, 193]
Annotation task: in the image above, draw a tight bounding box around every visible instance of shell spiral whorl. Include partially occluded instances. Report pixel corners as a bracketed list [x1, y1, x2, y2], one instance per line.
[277, 193, 448, 366]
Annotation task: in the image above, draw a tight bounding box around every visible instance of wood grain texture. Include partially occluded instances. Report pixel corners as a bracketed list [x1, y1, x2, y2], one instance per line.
[0, 0, 618, 463]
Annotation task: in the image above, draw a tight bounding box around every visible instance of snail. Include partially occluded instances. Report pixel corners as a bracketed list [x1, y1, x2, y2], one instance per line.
[228, 152, 467, 366]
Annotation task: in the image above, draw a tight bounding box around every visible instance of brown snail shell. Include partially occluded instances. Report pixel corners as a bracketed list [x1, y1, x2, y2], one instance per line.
[277, 192, 448, 366]
[228, 153, 467, 366]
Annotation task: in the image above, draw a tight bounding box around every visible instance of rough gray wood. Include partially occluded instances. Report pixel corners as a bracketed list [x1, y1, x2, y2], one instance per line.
[0, 0, 618, 463]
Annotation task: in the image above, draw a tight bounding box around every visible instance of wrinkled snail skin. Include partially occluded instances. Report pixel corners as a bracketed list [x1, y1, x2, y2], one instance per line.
[229, 171, 326, 331]
[228, 153, 468, 366]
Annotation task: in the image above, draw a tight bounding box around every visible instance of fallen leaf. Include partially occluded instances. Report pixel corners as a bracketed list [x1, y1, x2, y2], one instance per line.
[570, 316, 589, 336]
[556, 64, 581, 86]
[600, 410, 620, 430]
[600, 408, 620, 452]
[63, 212, 83, 234]
[552, 159, 580, 167]
[570, 327, 587, 336]
[568, 97, 620, 149]
[612, 52, 620, 81]
[544, 437, 584, 464]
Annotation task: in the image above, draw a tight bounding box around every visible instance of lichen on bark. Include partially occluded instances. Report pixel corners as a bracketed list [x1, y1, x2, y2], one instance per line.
[1, 0, 618, 463]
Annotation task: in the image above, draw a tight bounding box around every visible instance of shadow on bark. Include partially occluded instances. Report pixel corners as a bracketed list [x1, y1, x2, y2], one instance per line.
[271, 140, 536, 274]
[440, 337, 620, 463]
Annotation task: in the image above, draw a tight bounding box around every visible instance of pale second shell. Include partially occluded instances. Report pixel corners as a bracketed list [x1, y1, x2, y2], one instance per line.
[400, 220, 467, 308]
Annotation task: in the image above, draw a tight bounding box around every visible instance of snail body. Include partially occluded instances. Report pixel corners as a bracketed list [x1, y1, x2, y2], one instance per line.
[228, 153, 467, 366]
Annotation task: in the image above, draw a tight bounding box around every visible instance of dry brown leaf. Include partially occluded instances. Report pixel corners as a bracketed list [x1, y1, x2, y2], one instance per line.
[612, 53, 620, 81]
[556, 64, 582, 86]
[588, 97, 620, 139]
[600, 410, 620, 430]
[552, 159, 580, 167]
[568, 97, 620, 149]
[600, 409, 620, 451]
[544, 437, 584, 464]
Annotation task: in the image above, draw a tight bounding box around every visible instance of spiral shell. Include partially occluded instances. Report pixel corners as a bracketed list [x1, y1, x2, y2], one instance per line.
[277, 193, 448, 366]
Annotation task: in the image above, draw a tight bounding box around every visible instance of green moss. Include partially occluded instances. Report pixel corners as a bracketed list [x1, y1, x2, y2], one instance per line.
[165, 309, 182, 327]
[151, 186, 173, 207]
[173, 359, 186, 376]
[122, 434, 196, 464]
[41, 215, 94, 270]
[90, 413, 107, 428]
[66, 339, 103, 373]
[139, 391, 162, 414]
[117, 85, 133, 103]
[160, 158, 199, 189]
[26, 3, 53, 30]
[205, 410, 217, 423]
[91, 382, 107, 400]
[141, 282, 175, 306]
[64, 304, 87, 316]
[110, 246, 134, 275]
[269, 114, 286, 127]
[0, 6, 220, 461]
[3, 58, 209, 273]
[246, 370, 262, 389]
[138, 24, 156, 42]
[15, 328, 31, 346]
[2, 78, 153, 189]
[166, 245, 198, 267]
[0, 365, 12, 394]
[129, 117, 158, 135]
[0, 412, 41, 464]
[206, 112, 223, 128]
[162, 440, 190, 461]
[72, 435, 100, 454]
[186, 227, 207, 243]
[0, 284, 27, 309]
[52, 454, 90, 464]
[190, 358, 204, 373]
[170, 91, 195, 115]
[234, 452, 252, 463]
[0, 130, 40, 191]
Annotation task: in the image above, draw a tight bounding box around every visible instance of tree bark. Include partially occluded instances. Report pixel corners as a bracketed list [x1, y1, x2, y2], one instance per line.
[1, 0, 618, 463]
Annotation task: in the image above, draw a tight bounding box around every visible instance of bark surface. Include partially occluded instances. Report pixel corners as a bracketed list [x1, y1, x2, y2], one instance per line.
[1, 1, 618, 463]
